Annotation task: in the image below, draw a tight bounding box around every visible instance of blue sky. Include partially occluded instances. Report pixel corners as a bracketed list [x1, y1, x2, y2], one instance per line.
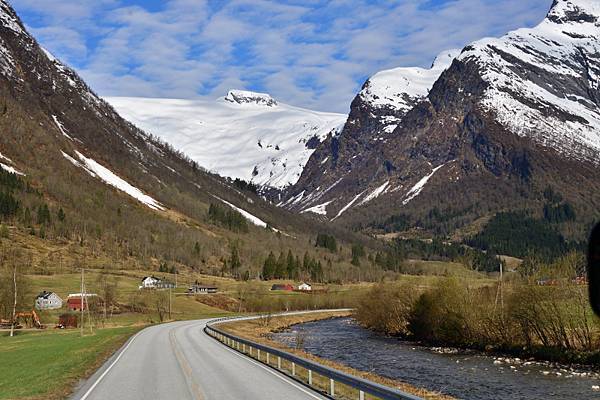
[11, 0, 551, 112]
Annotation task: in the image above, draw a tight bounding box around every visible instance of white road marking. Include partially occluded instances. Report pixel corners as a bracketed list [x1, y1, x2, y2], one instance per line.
[78, 330, 144, 400]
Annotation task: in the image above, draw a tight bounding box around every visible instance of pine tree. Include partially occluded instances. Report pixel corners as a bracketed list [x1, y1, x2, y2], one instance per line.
[57, 207, 66, 222]
[262, 251, 277, 279]
[229, 245, 241, 276]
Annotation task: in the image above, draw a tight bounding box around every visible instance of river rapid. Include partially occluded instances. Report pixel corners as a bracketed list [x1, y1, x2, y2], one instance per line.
[272, 317, 600, 399]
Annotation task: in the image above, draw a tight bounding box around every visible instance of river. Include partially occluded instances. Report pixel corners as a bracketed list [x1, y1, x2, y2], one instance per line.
[271, 317, 600, 399]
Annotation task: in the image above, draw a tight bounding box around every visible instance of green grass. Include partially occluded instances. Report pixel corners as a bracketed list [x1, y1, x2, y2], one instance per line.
[0, 326, 141, 400]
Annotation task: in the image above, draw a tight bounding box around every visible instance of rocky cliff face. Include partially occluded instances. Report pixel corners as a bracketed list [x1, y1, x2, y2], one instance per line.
[283, 0, 600, 237]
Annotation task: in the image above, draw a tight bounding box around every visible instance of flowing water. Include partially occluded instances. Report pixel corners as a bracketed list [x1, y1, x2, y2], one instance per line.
[272, 318, 600, 399]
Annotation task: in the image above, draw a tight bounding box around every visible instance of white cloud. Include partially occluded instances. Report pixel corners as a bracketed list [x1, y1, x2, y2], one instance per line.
[11, 0, 551, 112]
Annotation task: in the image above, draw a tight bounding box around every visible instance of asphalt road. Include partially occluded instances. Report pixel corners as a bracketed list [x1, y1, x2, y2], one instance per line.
[71, 318, 329, 400]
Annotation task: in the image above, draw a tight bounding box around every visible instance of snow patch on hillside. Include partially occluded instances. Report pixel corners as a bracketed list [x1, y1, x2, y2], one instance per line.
[301, 200, 333, 216]
[359, 180, 390, 206]
[62, 150, 164, 211]
[0, 163, 24, 175]
[332, 189, 367, 221]
[216, 196, 268, 228]
[52, 115, 73, 140]
[402, 164, 447, 205]
[106, 95, 345, 189]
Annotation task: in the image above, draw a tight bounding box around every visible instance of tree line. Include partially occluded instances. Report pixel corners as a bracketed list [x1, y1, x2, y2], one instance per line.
[262, 250, 324, 282]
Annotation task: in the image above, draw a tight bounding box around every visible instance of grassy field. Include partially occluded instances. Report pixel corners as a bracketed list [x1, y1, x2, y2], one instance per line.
[0, 326, 141, 400]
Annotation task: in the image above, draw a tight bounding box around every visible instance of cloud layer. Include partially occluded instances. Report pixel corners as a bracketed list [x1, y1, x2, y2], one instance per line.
[12, 0, 550, 112]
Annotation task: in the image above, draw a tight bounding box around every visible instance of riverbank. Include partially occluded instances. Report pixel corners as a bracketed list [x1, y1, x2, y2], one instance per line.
[219, 311, 454, 400]
[355, 279, 600, 366]
[271, 317, 600, 400]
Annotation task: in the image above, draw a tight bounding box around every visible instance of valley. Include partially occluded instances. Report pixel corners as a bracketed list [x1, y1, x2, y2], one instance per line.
[0, 0, 599, 399]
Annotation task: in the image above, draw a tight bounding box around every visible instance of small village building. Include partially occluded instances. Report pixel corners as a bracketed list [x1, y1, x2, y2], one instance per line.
[139, 276, 175, 290]
[140, 276, 160, 289]
[35, 291, 63, 310]
[298, 283, 312, 291]
[188, 284, 218, 294]
[271, 284, 294, 291]
[67, 293, 99, 311]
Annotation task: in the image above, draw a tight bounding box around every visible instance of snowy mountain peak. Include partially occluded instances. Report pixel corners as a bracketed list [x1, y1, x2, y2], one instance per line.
[352, 48, 460, 133]
[455, 0, 600, 162]
[224, 90, 278, 107]
[107, 96, 345, 189]
[359, 48, 460, 113]
[430, 49, 462, 69]
[547, 0, 600, 24]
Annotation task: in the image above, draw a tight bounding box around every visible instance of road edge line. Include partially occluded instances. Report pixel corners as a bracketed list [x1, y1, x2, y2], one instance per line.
[78, 329, 144, 400]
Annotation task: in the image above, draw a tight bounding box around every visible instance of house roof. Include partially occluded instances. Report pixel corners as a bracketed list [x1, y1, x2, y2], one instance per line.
[36, 291, 58, 299]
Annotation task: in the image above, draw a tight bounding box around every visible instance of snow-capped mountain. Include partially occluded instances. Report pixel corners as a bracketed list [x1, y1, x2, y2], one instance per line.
[107, 92, 345, 189]
[0, 0, 319, 248]
[283, 0, 600, 237]
[458, 0, 600, 162]
[357, 49, 460, 134]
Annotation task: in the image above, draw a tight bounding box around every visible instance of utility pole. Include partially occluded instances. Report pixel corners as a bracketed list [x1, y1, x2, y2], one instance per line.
[10, 265, 16, 337]
[169, 286, 172, 320]
[80, 268, 84, 337]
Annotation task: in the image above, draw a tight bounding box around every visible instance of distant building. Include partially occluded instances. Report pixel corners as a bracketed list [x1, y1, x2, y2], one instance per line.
[140, 276, 160, 289]
[188, 284, 218, 294]
[271, 284, 294, 291]
[67, 293, 99, 311]
[298, 283, 312, 291]
[139, 276, 175, 290]
[35, 291, 63, 310]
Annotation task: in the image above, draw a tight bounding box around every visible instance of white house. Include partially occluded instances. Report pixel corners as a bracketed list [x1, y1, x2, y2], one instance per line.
[35, 291, 63, 310]
[298, 283, 312, 291]
[140, 276, 160, 289]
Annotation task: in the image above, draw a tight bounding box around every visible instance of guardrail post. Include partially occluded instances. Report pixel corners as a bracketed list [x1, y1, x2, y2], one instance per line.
[308, 370, 312, 385]
[330, 379, 335, 397]
[257, 349, 261, 361]
[249, 346, 252, 356]
[243, 343, 246, 352]
[237, 342, 240, 350]
[266, 353, 270, 364]
[277, 356, 281, 369]
[359, 390, 365, 400]
[292, 362, 295, 376]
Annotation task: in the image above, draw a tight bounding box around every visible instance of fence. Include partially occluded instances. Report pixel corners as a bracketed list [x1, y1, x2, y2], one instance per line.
[204, 316, 422, 400]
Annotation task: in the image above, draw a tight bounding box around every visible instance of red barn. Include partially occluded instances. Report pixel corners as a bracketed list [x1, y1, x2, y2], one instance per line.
[67, 294, 100, 311]
[271, 284, 294, 291]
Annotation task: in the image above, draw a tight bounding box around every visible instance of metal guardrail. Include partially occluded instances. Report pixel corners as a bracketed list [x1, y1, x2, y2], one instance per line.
[204, 315, 422, 400]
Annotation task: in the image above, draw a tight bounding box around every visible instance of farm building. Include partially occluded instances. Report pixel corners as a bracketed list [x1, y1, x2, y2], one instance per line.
[271, 284, 294, 291]
[298, 283, 312, 291]
[139, 276, 175, 289]
[188, 284, 218, 294]
[35, 291, 63, 310]
[67, 293, 99, 311]
[140, 276, 160, 289]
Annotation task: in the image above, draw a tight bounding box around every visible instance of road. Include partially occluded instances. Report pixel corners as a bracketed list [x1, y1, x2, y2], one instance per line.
[71, 318, 329, 400]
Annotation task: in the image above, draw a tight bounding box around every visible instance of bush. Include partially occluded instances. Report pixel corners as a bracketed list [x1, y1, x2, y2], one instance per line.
[355, 283, 417, 335]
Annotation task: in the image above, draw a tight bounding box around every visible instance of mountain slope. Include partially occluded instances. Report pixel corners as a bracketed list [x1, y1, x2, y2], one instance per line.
[283, 0, 600, 240]
[0, 0, 371, 281]
[107, 92, 345, 189]
[281, 49, 460, 215]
